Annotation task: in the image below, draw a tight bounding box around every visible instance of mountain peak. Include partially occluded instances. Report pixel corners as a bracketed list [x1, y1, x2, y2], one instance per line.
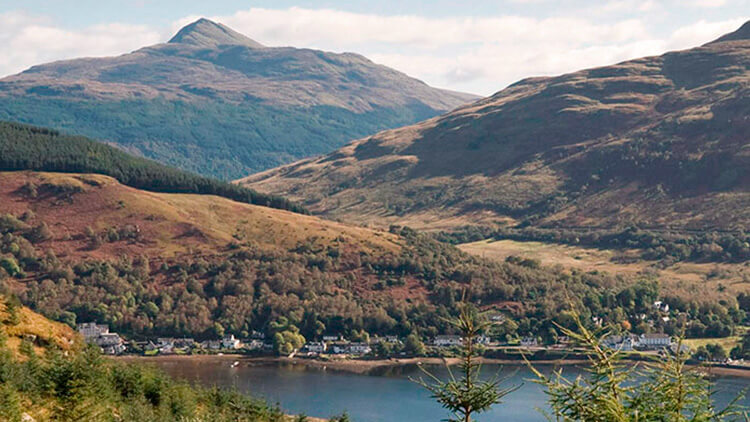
[707, 20, 750, 44]
[168, 18, 265, 49]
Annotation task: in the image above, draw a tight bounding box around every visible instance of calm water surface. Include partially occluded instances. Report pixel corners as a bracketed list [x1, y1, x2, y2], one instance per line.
[147, 358, 750, 422]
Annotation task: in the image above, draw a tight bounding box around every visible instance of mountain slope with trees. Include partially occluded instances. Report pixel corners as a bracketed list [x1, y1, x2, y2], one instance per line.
[242, 21, 750, 232]
[0, 170, 745, 344]
[0, 18, 477, 179]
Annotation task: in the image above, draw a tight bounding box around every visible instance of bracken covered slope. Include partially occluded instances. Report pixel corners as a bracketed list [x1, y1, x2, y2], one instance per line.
[242, 22, 750, 231]
[0, 18, 477, 179]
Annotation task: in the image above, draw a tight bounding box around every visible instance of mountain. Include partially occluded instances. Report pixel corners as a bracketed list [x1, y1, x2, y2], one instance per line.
[241, 22, 750, 231]
[168, 18, 266, 48]
[0, 18, 477, 179]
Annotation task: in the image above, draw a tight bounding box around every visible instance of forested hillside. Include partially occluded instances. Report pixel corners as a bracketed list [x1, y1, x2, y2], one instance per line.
[0, 172, 744, 343]
[0, 18, 476, 179]
[0, 121, 306, 213]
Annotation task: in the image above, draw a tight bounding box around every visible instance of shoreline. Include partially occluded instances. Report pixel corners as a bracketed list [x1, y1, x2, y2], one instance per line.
[115, 354, 750, 378]
[116, 354, 589, 375]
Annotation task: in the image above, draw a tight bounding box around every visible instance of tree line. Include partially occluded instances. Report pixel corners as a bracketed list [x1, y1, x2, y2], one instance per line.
[437, 225, 750, 264]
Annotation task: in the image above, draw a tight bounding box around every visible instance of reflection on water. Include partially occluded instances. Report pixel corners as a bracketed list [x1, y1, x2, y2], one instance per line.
[143, 358, 750, 422]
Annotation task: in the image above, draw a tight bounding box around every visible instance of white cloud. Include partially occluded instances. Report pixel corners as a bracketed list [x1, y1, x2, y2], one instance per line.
[202, 9, 650, 49]
[201, 8, 744, 94]
[666, 18, 746, 47]
[598, 0, 660, 13]
[691, 0, 727, 7]
[0, 11, 162, 77]
[0, 7, 746, 96]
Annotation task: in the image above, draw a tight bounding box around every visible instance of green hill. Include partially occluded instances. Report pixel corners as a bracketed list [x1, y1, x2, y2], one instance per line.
[0, 121, 306, 213]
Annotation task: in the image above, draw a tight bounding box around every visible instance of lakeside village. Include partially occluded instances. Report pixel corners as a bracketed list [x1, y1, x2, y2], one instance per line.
[77, 300, 744, 366]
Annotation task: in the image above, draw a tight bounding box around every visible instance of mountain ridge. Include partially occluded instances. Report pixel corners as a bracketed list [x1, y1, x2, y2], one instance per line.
[241, 21, 750, 231]
[709, 20, 750, 44]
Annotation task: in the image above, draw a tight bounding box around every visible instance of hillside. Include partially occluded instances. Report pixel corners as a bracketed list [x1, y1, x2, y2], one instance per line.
[0, 294, 79, 356]
[242, 21, 750, 232]
[0, 121, 306, 213]
[0, 18, 477, 179]
[0, 171, 744, 344]
[0, 295, 306, 422]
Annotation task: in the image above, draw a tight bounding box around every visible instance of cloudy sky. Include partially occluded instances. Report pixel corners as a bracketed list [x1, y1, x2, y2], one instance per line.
[0, 0, 747, 95]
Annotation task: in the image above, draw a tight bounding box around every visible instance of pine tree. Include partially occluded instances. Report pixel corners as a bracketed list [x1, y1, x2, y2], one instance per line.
[413, 303, 518, 422]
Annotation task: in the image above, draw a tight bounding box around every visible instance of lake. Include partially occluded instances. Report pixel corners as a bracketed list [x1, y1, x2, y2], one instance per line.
[140, 357, 750, 421]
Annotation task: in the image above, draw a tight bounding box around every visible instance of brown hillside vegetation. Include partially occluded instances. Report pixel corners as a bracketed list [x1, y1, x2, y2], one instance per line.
[242, 21, 750, 231]
[0, 171, 399, 262]
[0, 295, 79, 356]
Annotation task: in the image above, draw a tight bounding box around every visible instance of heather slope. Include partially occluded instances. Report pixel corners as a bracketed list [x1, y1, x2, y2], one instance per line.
[0, 171, 398, 261]
[0, 19, 477, 179]
[242, 22, 750, 231]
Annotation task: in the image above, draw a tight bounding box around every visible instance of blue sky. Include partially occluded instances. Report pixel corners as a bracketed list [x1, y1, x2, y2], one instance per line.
[1, 1, 747, 95]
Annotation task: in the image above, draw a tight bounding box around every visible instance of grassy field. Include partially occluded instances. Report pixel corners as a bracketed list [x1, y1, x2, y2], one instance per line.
[683, 336, 743, 352]
[459, 239, 750, 301]
[683, 327, 748, 351]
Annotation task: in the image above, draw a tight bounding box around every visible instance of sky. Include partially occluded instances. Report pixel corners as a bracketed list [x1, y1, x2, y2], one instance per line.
[0, 1, 747, 95]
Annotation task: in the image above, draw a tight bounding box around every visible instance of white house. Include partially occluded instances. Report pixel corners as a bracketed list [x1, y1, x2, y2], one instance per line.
[520, 337, 539, 347]
[348, 343, 372, 355]
[639, 333, 671, 350]
[222, 335, 241, 349]
[246, 339, 265, 350]
[653, 301, 670, 313]
[474, 335, 491, 345]
[77, 323, 125, 354]
[77, 322, 109, 339]
[603, 334, 639, 351]
[305, 342, 327, 353]
[323, 335, 342, 342]
[434, 335, 462, 347]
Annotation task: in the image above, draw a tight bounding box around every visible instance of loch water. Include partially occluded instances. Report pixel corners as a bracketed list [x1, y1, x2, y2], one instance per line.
[146, 358, 750, 421]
